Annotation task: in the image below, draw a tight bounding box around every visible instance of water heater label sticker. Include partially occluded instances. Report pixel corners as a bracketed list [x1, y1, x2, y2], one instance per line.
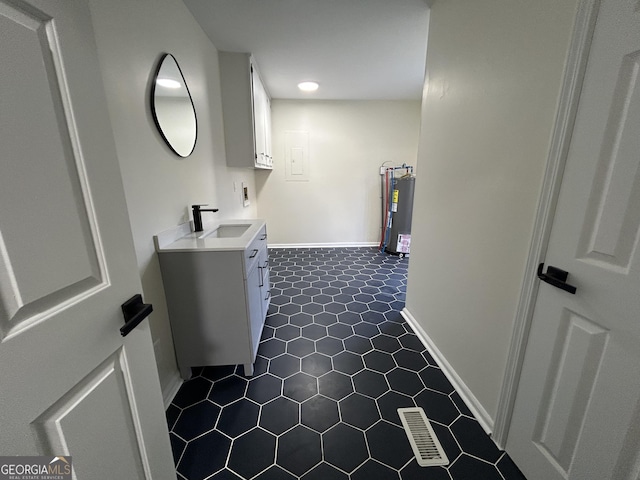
[397, 234, 411, 253]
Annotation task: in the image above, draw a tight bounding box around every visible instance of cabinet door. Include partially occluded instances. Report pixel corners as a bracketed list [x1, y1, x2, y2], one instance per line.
[251, 67, 267, 166]
[246, 265, 264, 357]
[259, 249, 271, 317]
[265, 96, 273, 167]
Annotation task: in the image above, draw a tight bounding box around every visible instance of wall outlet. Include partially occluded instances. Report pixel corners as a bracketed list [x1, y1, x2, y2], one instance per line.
[242, 182, 250, 207]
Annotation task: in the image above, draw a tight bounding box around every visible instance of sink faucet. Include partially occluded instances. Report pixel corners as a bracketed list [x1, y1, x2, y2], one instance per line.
[192, 204, 219, 232]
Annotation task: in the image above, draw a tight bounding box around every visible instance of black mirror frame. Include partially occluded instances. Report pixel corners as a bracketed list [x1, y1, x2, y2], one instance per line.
[150, 53, 198, 158]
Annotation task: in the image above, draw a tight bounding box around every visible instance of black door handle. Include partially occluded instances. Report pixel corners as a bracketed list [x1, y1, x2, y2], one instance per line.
[537, 263, 577, 294]
[120, 294, 153, 336]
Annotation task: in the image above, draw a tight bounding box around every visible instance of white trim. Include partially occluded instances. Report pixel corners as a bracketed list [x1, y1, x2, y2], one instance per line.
[402, 308, 494, 436]
[492, 0, 601, 449]
[268, 242, 379, 249]
[162, 371, 183, 409]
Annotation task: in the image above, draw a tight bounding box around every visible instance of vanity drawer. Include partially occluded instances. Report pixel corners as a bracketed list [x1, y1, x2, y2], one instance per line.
[244, 225, 267, 272]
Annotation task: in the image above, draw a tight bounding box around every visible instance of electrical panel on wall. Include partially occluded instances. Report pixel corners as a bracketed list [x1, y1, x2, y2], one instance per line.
[285, 130, 309, 181]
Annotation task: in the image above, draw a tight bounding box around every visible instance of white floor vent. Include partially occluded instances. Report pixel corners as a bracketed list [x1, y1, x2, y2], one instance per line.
[398, 407, 450, 467]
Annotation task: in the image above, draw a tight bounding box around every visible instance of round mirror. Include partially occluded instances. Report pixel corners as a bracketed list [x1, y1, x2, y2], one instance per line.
[151, 54, 197, 157]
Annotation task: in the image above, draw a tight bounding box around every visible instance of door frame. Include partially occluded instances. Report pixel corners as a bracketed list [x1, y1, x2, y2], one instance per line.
[492, 0, 601, 449]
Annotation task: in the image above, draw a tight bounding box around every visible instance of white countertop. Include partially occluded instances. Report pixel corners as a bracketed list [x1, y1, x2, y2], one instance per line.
[154, 219, 266, 253]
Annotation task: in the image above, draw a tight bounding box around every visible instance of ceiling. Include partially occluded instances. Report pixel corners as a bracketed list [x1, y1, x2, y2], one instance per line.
[182, 0, 430, 101]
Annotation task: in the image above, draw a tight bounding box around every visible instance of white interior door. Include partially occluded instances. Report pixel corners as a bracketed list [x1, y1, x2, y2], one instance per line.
[0, 0, 176, 478]
[507, 0, 640, 479]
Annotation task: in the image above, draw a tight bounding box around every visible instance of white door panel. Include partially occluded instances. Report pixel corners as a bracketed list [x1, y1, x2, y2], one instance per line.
[0, 0, 176, 478]
[507, 0, 640, 478]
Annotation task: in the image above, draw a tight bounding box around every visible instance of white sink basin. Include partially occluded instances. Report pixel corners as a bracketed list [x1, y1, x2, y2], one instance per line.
[199, 224, 251, 239]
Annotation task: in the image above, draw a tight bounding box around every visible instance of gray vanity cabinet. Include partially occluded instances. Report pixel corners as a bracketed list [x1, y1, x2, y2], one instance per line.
[158, 225, 269, 378]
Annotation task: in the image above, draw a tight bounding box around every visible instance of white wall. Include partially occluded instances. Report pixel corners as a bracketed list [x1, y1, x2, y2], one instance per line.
[88, 0, 257, 399]
[405, 0, 579, 422]
[256, 100, 421, 245]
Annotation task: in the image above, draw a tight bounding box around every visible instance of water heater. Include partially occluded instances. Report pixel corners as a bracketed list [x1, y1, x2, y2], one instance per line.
[385, 175, 415, 256]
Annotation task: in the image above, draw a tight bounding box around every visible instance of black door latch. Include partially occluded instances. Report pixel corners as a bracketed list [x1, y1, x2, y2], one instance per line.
[537, 263, 577, 294]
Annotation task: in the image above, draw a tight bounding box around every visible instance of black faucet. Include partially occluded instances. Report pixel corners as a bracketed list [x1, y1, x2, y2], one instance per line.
[192, 204, 219, 232]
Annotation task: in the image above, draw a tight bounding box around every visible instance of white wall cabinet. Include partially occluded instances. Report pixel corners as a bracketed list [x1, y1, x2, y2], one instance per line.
[158, 224, 270, 378]
[219, 52, 272, 169]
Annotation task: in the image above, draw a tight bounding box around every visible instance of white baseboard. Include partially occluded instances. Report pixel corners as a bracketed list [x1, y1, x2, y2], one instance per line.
[401, 307, 495, 436]
[268, 242, 379, 249]
[162, 370, 183, 409]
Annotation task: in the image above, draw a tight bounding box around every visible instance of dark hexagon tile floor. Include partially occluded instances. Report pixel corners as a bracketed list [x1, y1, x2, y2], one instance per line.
[167, 247, 526, 480]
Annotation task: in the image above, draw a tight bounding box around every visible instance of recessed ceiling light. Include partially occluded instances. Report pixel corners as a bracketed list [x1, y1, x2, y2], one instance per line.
[298, 81, 319, 92]
[156, 78, 181, 89]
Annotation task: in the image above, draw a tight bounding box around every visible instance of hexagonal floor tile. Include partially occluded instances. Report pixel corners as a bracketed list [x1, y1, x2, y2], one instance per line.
[201, 365, 236, 382]
[172, 400, 220, 440]
[414, 389, 460, 426]
[361, 311, 386, 325]
[325, 302, 347, 314]
[260, 396, 299, 435]
[363, 350, 396, 373]
[301, 395, 340, 433]
[228, 428, 276, 479]
[269, 354, 301, 378]
[259, 338, 287, 359]
[333, 351, 365, 375]
[301, 353, 332, 377]
[448, 454, 504, 480]
[301, 462, 348, 480]
[366, 421, 414, 469]
[316, 337, 344, 356]
[378, 321, 406, 337]
[419, 366, 455, 394]
[353, 322, 379, 338]
[353, 369, 389, 398]
[323, 423, 368, 474]
[283, 372, 318, 402]
[337, 311, 361, 325]
[401, 461, 450, 480]
[313, 312, 338, 326]
[178, 430, 230, 480]
[292, 295, 312, 306]
[246, 374, 282, 404]
[327, 323, 353, 340]
[166, 248, 529, 480]
[208, 375, 248, 406]
[393, 349, 427, 372]
[450, 415, 502, 463]
[301, 303, 324, 315]
[318, 371, 354, 401]
[166, 404, 180, 431]
[339, 393, 380, 430]
[169, 432, 185, 467]
[376, 391, 414, 426]
[172, 376, 212, 408]
[277, 425, 322, 476]
[255, 466, 295, 480]
[287, 337, 315, 357]
[288, 311, 312, 326]
[343, 335, 373, 355]
[345, 301, 369, 314]
[216, 398, 260, 438]
[352, 459, 399, 480]
[386, 368, 424, 396]
[312, 294, 332, 305]
[371, 334, 402, 353]
[301, 324, 327, 341]
[275, 324, 301, 341]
